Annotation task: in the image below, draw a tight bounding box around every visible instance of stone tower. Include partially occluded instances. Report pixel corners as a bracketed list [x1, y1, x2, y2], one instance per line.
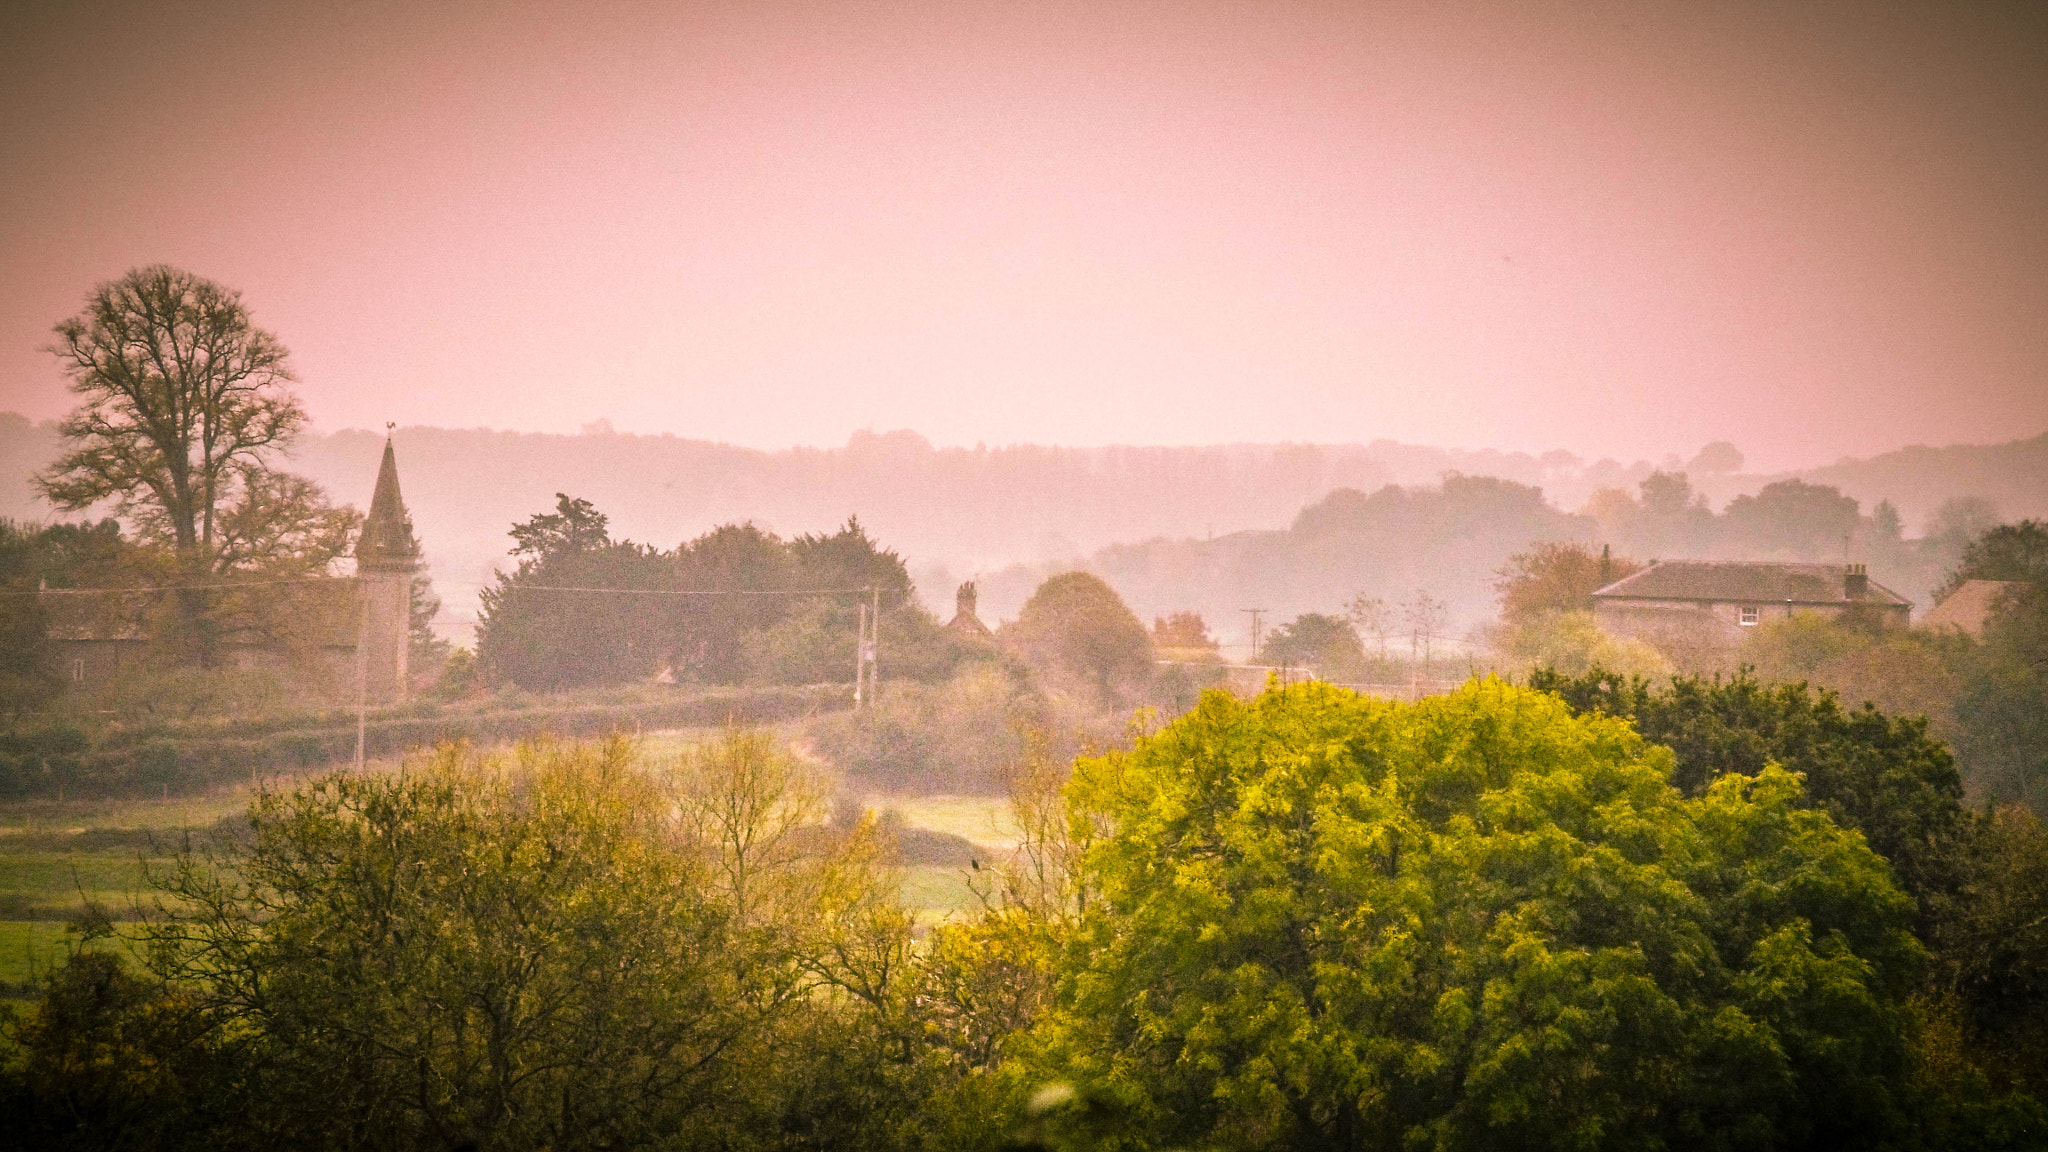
[353, 438, 417, 704]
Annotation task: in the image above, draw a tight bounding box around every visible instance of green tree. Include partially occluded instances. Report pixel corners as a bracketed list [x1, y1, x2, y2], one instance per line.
[1017, 681, 1926, 1151]
[0, 949, 240, 1152]
[1940, 519, 2048, 600]
[34, 266, 357, 663]
[1928, 805, 2048, 1091]
[1261, 611, 1364, 677]
[132, 735, 905, 1150]
[478, 495, 671, 690]
[1721, 479, 1860, 557]
[1528, 668, 1972, 939]
[1493, 609, 1673, 680]
[1952, 583, 2048, 811]
[477, 535, 674, 690]
[1002, 572, 1152, 705]
[507, 492, 610, 559]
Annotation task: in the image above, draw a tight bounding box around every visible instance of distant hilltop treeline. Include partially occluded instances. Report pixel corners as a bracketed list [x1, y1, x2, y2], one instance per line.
[3, 413, 2042, 632]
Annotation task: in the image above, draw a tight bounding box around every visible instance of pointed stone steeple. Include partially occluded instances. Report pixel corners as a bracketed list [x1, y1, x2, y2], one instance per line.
[354, 436, 417, 704]
[354, 438, 417, 574]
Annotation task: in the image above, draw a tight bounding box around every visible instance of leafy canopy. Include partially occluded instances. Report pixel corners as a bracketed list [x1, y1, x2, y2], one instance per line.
[1494, 541, 1642, 625]
[1020, 680, 1924, 1152]
[1003, 572, 1152, 703]
[1528, 667, 1971, 935]
[1940, 519, 2048, 600]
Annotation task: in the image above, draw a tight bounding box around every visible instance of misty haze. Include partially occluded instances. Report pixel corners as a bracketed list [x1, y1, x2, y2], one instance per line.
[3, 2, 2047, 1150]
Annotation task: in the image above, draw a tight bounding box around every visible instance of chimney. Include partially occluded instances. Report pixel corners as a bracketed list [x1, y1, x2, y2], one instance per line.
[956, 580, 977, 618]
[1844, 563, 1868, 600]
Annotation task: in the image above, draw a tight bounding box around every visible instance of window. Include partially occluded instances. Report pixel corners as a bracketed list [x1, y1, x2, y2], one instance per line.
[72, 659, 85, 682]
[1738, 606, 1760, 626]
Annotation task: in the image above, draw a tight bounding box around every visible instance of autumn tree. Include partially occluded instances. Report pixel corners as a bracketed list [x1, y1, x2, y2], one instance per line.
[34, 267, 357, 662]
[1494, 541, 1642, 625]
[1151, 611, 1218, 655]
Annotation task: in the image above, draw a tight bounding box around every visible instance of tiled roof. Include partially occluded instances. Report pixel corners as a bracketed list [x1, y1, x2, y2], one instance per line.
[1921, 579, 2028, 635]
[1592, 561, 1911, 607]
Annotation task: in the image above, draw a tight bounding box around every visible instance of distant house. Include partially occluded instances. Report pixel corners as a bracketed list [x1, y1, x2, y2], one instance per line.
[945, 581, 994, 642]
[1919, 579, 2029, 637]
[41, 438, 419, 704]
[1591, 560, 1910, 646]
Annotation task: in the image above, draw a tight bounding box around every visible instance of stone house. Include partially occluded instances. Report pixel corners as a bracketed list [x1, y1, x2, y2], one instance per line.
[1591, 560, 1911, 647]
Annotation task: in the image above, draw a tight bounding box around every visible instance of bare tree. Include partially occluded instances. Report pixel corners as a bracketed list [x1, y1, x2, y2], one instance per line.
[36, 266, 355, 661]
[1347, 594, 1392, 664]
[1403, 590, 1448, 673]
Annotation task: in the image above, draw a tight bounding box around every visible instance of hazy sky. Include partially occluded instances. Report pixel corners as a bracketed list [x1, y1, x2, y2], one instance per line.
[3, 0, 2044, 472]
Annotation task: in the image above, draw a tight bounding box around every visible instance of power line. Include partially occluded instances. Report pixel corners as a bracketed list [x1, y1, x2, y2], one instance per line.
[4, 579, 891, 598]
[498, 584, 882, 597]
[0, 575, 352, 597]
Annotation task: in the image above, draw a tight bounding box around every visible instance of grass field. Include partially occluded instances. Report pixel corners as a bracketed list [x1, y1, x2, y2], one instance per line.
[0, 921, 84, 989]
[869, 795, 1021, 852]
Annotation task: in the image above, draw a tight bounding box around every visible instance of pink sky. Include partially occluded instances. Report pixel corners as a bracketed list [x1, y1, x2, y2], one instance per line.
[2, 0, 2043, 473]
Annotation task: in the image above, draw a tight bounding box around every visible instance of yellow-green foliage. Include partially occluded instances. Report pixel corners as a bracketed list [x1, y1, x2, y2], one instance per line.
[1012, 679, 1927, 1151]
[82, 733, 936, 1151]
[1493, 609, 1672, 679]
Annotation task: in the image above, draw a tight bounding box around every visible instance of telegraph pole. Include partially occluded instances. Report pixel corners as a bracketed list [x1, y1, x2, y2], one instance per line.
[853, 602, 868, 708]
[853, 587, 881, 708]
[1241, 608, 1265, 664]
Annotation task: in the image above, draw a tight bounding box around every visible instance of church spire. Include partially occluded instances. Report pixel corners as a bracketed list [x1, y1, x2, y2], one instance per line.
[354, 436, 417, 573]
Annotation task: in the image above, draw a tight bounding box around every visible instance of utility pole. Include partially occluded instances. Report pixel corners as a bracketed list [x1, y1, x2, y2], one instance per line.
[853, 601, 868, 708]
[853, 587, 881, 708]
[1241, 608, 1265, 664]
